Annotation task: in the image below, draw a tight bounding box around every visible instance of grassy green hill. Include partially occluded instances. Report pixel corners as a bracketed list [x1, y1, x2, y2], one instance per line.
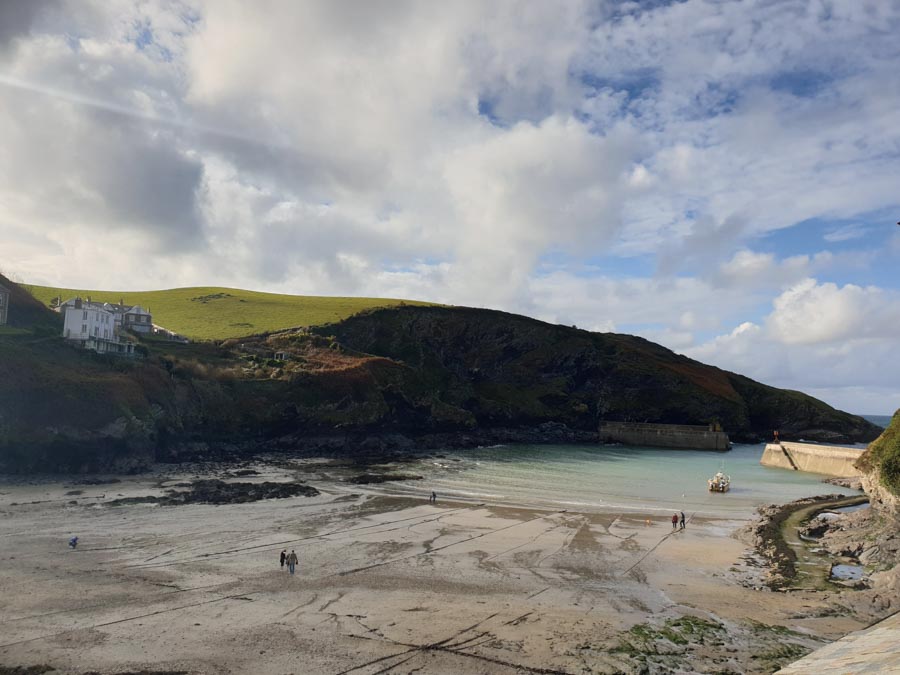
[23, 284, 432, 340]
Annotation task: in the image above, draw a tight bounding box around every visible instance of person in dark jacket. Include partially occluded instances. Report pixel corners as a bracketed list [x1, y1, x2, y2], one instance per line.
[680, 512, 686, 530]
[280, 549, 286, 568]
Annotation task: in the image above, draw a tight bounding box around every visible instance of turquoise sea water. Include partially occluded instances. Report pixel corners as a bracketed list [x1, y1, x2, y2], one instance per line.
[388, 443, 861, 518]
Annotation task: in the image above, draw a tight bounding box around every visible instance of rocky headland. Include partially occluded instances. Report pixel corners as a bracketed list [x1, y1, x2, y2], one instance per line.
[0, 274, 882, 473]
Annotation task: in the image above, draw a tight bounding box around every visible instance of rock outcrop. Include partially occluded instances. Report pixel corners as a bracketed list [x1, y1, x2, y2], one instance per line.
[811, 411, 900, 618]
[856, 410, 900, 516]
[0, 275, 883, 473]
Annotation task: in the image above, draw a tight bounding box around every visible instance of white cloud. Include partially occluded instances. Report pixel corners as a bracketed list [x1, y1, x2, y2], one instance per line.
[767, 278, 900, 345]
[1, 0, 899, 411]
[686, 280, 900, 414]
[824, 223, 869, 243]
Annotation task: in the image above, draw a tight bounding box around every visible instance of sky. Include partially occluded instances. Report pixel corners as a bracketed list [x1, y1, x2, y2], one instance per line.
[0, 0, 898, 415]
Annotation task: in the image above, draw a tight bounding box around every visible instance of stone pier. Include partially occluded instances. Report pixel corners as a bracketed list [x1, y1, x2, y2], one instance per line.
[760, 441, 863, 477]
[599, 422, 731, 450]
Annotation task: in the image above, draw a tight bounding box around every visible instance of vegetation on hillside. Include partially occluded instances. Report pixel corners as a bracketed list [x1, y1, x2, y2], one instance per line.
[0, 275, 882, 472]
[318, 305, 880, 442]
[23, 284, 432, 340]
[857, 410, 900, 496]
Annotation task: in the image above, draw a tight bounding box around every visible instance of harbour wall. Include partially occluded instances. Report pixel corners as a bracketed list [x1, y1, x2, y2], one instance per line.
[760, 442, 863, 477]
[599, 422, 731, 451]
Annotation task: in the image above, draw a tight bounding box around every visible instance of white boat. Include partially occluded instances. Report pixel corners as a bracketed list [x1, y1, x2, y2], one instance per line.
[708, 470, 730, 492]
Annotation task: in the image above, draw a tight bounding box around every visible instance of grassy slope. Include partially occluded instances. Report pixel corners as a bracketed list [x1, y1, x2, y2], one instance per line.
[857, 410, 900, 496]
[23, 285, 431, 340]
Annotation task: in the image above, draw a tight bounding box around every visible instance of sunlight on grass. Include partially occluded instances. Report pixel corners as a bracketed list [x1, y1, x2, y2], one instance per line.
[23, 285, 432, 340]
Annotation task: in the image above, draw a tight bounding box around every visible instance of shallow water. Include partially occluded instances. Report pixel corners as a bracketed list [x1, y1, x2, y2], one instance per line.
[831, 564, 864, 581]
[390, 443, 861, 517]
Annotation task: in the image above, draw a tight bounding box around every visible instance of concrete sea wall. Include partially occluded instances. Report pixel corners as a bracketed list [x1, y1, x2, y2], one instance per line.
[599, 422, 731, 451]
[760, 442, 863, 477]
[776, 611, 900, 674]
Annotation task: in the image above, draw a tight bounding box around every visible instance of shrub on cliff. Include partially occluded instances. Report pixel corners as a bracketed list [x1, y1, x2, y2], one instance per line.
[856, 410, 900, 497]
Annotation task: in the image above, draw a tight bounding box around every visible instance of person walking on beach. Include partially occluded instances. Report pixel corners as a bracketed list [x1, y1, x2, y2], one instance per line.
[286, 549, 298, 575]
[680, 511, 686, 530]
[671, 513, 678, 530]
[68, 536, 78, 549]
[430, 491, 437, 504]
[280, 549, 286, 569]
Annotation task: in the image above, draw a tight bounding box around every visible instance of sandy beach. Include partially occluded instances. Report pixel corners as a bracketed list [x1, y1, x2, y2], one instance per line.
[0, 461, 867, 674]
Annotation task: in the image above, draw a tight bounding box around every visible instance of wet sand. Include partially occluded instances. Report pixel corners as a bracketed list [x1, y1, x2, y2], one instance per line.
[0, 463, 867, 674]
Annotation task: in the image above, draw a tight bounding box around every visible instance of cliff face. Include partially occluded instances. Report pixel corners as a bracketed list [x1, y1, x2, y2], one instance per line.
[0, 278, 883, 473]
[856, 410, 900, 517]
[318, 306, 881, 444]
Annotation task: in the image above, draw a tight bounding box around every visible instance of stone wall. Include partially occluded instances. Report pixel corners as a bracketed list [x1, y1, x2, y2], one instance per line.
[760, 442, 863, 477]
[776, 611, 900, 673]
[599, 422, 731, 450]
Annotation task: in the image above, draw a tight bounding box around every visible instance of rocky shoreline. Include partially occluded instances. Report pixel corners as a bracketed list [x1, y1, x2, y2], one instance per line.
[738, 491, 900, 621]
[164, 422, 600, 465]
[737, 494, 856, 589]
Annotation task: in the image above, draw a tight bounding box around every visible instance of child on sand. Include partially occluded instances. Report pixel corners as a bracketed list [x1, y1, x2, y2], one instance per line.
[671, 514, 678, 530]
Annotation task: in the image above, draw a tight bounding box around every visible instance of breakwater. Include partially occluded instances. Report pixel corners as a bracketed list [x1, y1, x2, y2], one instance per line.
[599, 422, 731, 450]
[760, 442, 863, 477]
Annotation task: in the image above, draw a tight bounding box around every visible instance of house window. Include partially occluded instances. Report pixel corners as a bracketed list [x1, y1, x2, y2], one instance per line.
[81, 324, 87, 333]
[83, 310, 88, 320]
[94, 326, 99, 336]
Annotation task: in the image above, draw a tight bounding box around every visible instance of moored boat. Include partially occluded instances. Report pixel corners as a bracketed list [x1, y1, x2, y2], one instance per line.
[708, 470, 730, 492]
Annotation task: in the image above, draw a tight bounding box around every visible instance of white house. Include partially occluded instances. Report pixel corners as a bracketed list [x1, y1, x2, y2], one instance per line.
[61, 298, 134, 355]
[57, 297, 153, 333]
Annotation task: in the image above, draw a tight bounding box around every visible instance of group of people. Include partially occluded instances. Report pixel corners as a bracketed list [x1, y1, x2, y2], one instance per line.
[280, 549, 299, 574]
[671, 511, 686, 531]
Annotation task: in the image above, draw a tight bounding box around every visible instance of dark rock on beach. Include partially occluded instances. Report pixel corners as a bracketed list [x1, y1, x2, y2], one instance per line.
[107, 479, 319, 506]
[348, 473, 423, 485]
